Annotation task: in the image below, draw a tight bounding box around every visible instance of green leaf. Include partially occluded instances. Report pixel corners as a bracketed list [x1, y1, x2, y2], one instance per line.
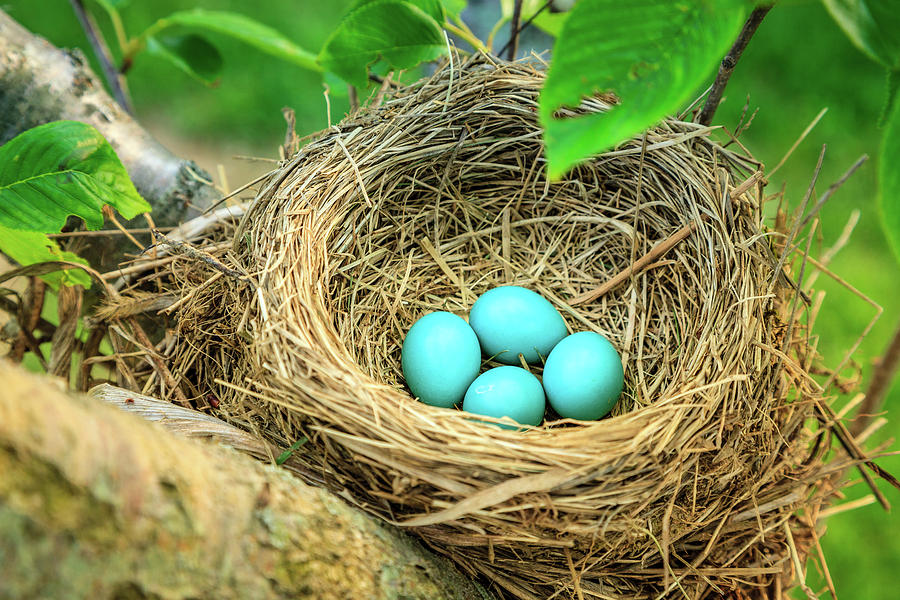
[275, 437, 309, 465]
[822, 0, 900, 69]
[879, 94, 900, 263]
[0, 225, 92, 289]
[319, 0, 446, 89]
[348, 0, 445, 21]
[539, 0, 747, 179]
[881, 68, 900, 127]
[146, 34, 223, 84]
[94, 0, 130, 10]
[440, 0, 468, 19]
[532, 10, 569, 37]
[146, 9, 321, 72]
[0, 121, 150, 233]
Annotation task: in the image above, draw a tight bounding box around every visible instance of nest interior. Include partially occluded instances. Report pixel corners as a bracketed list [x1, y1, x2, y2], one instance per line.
[126, 55, 836, 600]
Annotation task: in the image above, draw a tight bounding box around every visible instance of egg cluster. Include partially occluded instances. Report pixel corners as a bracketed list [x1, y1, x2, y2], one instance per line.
[401, 286, 624, 429]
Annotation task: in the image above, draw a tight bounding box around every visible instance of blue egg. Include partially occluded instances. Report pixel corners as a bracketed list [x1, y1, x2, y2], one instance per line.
[542, 331, 624, 420]
[463, 366, 546, 429]
[401, 312, 481, 408]
[469, 286, 568, 365]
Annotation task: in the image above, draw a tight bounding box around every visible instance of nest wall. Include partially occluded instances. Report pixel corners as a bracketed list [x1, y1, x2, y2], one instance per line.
[133, 56, 834, 599]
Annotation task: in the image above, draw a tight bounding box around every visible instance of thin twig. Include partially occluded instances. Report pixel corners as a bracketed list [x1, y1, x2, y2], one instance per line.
[348, 84, 360, 112]
[149, 230, 244, 279]
[498, 0, 553, 60]
[281, 107, 299, 159]
[796, 155, 868, 232]
[769, 108, 828, 178]
[125, 315, 191, 407]
[507, 0, 524, 61]
[9, 277, 46, 363]
[697, 5, 772, 126]
[48, 227, 175, 238]
[816, 400, 897, 511]
[68, 0, 134, 114]
[103, 205, 144, 250]
[571, 221, 697, 305]
[851, 319, 900, 438]
[79, 324, 107, 391]
[0, 295, 56, 338]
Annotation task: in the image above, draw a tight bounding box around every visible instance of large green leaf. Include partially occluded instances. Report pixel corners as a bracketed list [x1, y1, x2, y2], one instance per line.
[883, 68, 900, 126]
[880, 94, 900, 262]
[822, 0, 900, 69]
[348, 0, 445, 21]
[145, 9, 321, 72]
[146, 34, 223, 84]
[0, 226, 91, 289]
[0, 121, 150, 233]
[0, 121, 148, 288]
[539, 0, 748, 179]
[319, 0, 446, 89]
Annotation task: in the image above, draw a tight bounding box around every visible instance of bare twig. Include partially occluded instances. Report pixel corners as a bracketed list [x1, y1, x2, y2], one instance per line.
[281, 107, 299, 159]
[348, 84, 360, 112]
[9, 277, 46, 363]
[126, 315, 191, 407]
[851, 319, 900, 438]
[769, 108, 828, 178]
[103, 205, 144, 250]
[498, 0, 553, 60]
[48, 227, 175, 238]
[79, 323, 107, 391]
[816, 399, 900, 511]
[150, 229, 244, 279]
[0, 295, 56, 339]
[796, 154, 868, 233]
[68, 0, 133, 114]
[697, 5, 773, 126]
[507, 0, 524, 61]
[571, 221, 697, 305]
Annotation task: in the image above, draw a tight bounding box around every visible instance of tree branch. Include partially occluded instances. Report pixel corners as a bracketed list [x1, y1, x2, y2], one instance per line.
[0, 361, 496, 600]
[697, 4, 773, 126]
[0, 9, 217, 226]
[68, 0, 133, 114]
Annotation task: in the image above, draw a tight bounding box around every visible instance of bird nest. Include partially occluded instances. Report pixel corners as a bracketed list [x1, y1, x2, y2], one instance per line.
[109, 55, 848, 599]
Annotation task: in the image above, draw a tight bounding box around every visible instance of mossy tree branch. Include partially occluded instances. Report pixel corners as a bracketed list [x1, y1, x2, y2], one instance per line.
[0, 361, 495, 600]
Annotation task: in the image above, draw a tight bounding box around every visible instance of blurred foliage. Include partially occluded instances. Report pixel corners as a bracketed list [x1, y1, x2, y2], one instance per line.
[4, 0, 352, 147]
[3, 0, 898, 597]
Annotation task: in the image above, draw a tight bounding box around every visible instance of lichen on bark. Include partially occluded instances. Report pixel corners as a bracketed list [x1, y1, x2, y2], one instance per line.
[0, 362, 495, 600]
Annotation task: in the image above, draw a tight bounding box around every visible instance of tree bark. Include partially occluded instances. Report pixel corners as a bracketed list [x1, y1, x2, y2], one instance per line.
[0, 9, 218, 226]
[0, 361, 495, 600]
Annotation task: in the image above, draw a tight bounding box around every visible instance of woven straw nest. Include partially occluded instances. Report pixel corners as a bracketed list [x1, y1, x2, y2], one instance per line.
[121, 54, 843, 599]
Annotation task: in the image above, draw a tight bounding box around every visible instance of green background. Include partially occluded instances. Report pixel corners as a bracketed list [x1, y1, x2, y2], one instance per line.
[4, 0, 898, 597]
